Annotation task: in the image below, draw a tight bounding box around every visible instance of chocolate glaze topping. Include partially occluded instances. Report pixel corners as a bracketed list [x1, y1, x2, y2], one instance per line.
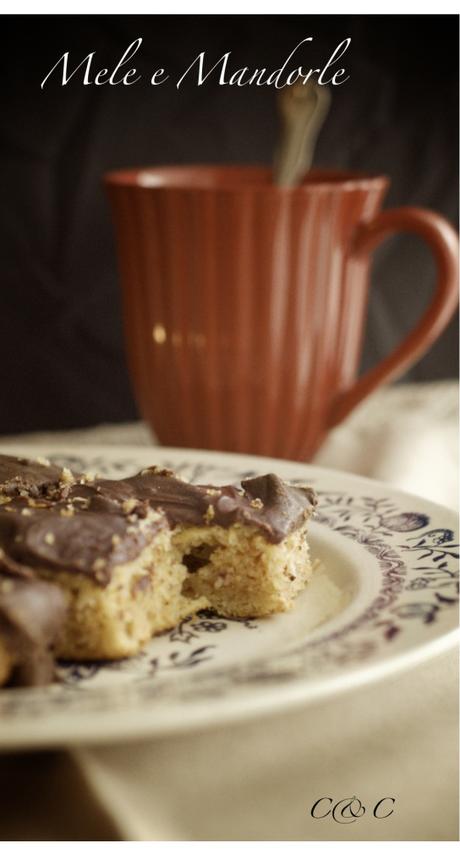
[0, 456, 167, 584]
[0, 506, 165, 585]
[87, 467, 317, 543]
[0, 572, 67, 686]
[0, 456, 317, 583]
[0, 454, 76, 498]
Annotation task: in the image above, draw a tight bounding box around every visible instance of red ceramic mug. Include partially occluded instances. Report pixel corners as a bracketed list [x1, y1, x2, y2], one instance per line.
[105, 166, 458, 461]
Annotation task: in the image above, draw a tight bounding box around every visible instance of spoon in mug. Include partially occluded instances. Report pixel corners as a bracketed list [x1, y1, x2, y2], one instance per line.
[273, 80, 331, 187]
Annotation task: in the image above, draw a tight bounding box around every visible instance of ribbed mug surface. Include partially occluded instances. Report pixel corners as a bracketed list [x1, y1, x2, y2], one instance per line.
[105, 165, 458, 460]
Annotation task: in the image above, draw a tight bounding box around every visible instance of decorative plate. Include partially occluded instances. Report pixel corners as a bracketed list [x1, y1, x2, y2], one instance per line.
[0, 445, 458, 750]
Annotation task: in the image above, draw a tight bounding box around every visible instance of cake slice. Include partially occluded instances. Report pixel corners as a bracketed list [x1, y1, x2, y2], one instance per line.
[102, 467, 317, 619]
[180, 474, 316, 618]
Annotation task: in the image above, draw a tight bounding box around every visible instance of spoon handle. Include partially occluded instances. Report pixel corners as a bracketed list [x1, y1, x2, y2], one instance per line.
[273, 81, 331, 187]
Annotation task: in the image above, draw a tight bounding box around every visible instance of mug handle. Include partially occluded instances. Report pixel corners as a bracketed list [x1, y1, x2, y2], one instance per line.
[328, 207, 459, 428]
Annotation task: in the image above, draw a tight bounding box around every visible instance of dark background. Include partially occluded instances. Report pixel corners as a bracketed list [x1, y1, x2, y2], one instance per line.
[1, 15, 458, 435]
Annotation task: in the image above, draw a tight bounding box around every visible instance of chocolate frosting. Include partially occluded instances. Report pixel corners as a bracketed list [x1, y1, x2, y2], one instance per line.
[0, 572, 67, 686]
[90, 468, 317, 543]
[0, 502, 166, 585]
[0, 456, 317, 581]
[0, 454, 75, 498]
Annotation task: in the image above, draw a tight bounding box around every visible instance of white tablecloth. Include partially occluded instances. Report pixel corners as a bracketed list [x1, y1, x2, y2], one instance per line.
[0, 382, 458, 840]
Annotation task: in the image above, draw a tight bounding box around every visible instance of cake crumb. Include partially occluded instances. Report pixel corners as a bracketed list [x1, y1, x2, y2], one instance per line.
[93, 557, 107, 570]
[205, 504, 215, 524]
[145, 509, 163, 524]
[250, 497, 263, 509]
[70, 496, 89, 509]
[147, 466, 175, 477]
[60, 467, 75, 485]
[60, 504, 75, 517]
[27, 498, 48, 509]
[45, 532, 55, 545]
[35, 457, 50, 467]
